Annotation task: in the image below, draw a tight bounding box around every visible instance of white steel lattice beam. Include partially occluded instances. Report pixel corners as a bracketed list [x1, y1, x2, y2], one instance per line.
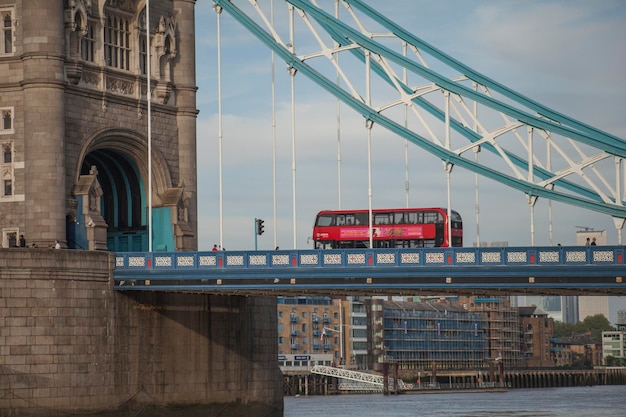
[212, 0, 626, 222]
[310, 365, 409, 390]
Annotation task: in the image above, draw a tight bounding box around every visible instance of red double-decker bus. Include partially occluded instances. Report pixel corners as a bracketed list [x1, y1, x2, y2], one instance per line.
[312, 207, 462, 249]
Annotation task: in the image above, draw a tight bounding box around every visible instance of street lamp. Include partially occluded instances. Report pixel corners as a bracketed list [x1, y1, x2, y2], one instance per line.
[323, 326, 345, 366]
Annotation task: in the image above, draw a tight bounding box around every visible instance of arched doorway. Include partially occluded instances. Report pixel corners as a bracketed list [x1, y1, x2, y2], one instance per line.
[70, 128, 185, 252]
[80, 149, 147, 251]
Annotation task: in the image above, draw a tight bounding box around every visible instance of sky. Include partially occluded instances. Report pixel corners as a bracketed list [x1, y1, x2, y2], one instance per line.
[192, 0, 626, 252]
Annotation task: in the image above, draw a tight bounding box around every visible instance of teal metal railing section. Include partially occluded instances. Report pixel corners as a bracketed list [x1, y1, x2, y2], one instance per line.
[115, 246, 624, 270]
[113, 246, 626, 296]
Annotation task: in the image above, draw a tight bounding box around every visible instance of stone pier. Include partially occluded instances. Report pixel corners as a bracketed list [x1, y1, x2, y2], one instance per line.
[0, 249, 283, 416]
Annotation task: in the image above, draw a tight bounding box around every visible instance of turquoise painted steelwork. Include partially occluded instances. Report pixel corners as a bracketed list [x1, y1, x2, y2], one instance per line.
[345, 0, 624, 151]
[211, 0, 626, 220]
[113, 246, 626, 295]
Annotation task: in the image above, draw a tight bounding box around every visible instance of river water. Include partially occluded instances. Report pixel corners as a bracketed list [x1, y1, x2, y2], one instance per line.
[284, 385, 624, 417]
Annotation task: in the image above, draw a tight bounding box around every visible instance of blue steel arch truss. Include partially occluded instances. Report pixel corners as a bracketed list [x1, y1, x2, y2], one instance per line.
[212, 0, 626, 225]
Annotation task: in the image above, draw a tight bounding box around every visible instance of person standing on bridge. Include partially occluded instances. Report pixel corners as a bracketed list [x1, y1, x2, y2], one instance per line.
[591, 237, 597, 246]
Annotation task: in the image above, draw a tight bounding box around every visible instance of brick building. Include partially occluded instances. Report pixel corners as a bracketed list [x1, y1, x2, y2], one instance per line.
[518, 306, 554, 367]
[277, 296, 345, 364]
[552, 334, 603, 367]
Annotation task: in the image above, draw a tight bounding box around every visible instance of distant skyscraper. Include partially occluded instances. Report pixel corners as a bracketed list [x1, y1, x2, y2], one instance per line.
[574, 229, 623, 324]
[562, 296, 579, 324]
[579, 296, 609, 323]
[579, 296, 626, 324]
[522, 295, 578, 323]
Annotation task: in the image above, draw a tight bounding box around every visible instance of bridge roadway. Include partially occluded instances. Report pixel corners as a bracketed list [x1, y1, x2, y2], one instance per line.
[113, 246, 626, 296]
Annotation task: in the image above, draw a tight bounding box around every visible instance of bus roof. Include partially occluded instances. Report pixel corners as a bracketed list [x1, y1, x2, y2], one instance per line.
[315, 207, 459, 216]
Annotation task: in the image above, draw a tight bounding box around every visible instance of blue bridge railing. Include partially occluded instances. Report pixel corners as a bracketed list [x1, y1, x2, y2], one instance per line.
[115, 246, 624, 270]
[113, 246, 626, 296]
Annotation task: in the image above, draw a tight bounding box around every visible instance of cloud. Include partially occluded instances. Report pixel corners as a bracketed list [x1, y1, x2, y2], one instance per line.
[469, 2, 624, 79]
[464, 1, 626, 135]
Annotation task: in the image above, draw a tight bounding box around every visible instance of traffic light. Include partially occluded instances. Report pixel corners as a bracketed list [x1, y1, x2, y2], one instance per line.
[256, 218, 265, 235]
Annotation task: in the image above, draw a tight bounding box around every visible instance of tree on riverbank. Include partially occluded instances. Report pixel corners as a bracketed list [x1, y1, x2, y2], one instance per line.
[553, 314, 614, 341]
[605, 355, 626, 366]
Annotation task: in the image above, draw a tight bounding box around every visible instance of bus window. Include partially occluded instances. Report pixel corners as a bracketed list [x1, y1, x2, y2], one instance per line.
[396, 240, 415, 248]
[337, 240, 368, 249]
[393, 212, 405, 224]
[451, 210, 463, 229]
[345, 214, 356, 225]
[373, 240, 383, 248]
[336, 215, 346, 226]
[316, 242, 334, 249]
[424, 211, 438, 223]
[407, 211, 421, 224]
[316, 214, 334, 226]
[355, 212, 368, 225]
[374, 213, 390, 225]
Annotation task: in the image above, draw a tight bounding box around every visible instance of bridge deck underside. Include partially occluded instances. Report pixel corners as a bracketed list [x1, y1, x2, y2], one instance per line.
[114, 266, 626, 296]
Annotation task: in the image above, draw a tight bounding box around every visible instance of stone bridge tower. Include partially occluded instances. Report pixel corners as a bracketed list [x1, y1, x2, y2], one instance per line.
[0, 0, 198, 251]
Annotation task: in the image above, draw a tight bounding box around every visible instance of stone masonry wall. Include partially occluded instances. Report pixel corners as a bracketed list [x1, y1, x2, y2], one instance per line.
[0, 249, 284, 416]
[64, 88, 181, 189]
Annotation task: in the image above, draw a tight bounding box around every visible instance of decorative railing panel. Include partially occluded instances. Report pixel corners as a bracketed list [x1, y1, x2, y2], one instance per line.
[116, 246, 625, 270]
[113, 246, 626, 295]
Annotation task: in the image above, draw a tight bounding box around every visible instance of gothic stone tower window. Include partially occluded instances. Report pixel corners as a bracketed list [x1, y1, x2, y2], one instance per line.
[81, 21, 96, 62]
[3, 143, 11, 163]
[104, 14, 131, 70]
[1, 109, 12, 133]
[1, 107, 13, 199]
[3, 179, 10, 197]
[138, 7, 147, 75]
[1, 7, 13, 55]
[1, 141, 13, 198]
